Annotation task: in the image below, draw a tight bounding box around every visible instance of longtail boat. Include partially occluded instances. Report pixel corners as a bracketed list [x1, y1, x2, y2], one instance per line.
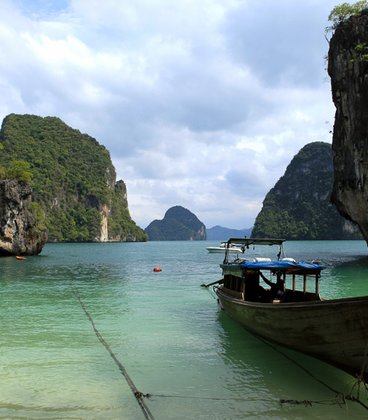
[212, 238, 368, 381]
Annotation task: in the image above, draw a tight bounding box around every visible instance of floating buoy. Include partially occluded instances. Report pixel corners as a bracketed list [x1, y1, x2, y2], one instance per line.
[153, 267, 162, 272]
[16, 255, 26, 260]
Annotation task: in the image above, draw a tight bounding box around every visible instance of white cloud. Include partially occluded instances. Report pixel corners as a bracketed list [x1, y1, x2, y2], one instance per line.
[0, 0, 338, 229]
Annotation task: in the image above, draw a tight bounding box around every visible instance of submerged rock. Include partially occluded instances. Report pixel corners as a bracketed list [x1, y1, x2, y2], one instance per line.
[0, 180, 47, 255]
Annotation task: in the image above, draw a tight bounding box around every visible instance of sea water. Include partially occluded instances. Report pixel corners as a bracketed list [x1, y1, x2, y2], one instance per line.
[1, 240, 368, 419]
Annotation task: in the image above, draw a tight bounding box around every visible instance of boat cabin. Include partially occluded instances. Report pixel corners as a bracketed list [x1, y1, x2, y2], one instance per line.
[220, 238, 323, 304]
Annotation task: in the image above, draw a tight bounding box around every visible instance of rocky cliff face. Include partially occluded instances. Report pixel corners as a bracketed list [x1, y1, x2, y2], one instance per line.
[108, 180, 141, 241]
[252, 142, 361, 240]
[0, 180, 47, 255]
[0, 114, 147, 242]
[145, 205, 206, 240]
[328, 10, 368, 242]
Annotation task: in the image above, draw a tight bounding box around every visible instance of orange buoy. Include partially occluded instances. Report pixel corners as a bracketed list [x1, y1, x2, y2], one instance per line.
[153, 267, 162, 272]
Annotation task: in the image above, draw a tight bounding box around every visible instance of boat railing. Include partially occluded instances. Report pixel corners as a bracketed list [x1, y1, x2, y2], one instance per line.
[223, 237, 285, 264]
[221, 262, 323, 301]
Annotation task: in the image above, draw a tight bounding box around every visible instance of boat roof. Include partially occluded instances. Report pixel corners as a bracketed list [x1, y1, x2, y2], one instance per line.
[240, 260, 323, 273]
[225, 238, 285, 246]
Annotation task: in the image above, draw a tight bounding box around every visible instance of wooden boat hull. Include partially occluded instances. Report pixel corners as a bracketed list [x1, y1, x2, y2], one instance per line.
[216, 287, 368, 381]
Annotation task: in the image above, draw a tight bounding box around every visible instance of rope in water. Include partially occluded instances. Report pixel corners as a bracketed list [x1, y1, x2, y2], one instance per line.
[202, 286, 368, 409]
[71, 279, 368, 416]
[257, 335, 368, 410]
[70, 283, 155, 420]
[147, 392, 360, 409]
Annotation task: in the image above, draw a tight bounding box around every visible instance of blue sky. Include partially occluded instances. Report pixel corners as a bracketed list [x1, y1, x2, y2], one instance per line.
[0, 0, 339, 229]
[15, 0, 68, 14]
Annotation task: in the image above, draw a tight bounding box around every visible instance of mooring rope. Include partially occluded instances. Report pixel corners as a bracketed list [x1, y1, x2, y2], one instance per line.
[71, 279, 368, 416]
[257, 336, 368, 410]
[70, 283, 155, 420]
[147, 392, 347, 407]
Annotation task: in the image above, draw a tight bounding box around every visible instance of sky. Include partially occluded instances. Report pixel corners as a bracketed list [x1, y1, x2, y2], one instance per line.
[0, 0, 340, 229]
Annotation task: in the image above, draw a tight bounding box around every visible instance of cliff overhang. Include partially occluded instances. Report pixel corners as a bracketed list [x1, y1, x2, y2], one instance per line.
[328, 10, 368, 242]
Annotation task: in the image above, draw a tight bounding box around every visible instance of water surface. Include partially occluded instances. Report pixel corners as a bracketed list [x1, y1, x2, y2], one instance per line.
[1, 240, 368, 419]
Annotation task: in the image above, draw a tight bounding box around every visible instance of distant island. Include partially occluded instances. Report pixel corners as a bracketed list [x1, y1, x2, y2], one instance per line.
[206, 225, 252, 240]
[145, 206, 206, 240]
[144, 206, 252, 241]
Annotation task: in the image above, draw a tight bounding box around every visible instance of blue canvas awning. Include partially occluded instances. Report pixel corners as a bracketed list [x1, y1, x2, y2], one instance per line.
[240, 260, 324, 273]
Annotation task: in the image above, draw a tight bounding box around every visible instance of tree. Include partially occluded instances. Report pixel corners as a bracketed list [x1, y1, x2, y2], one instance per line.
[327, 1, 368, 31]
[0, 143, 33, 182]
[6, 160, 33, 183]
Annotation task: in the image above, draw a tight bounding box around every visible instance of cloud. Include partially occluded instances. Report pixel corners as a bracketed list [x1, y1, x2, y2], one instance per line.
[0, 0, 338, 229]
[222, 0, 334, 87]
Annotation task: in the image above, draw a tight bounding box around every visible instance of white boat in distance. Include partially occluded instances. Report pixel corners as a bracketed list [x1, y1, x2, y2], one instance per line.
[206, 242, 244, 253]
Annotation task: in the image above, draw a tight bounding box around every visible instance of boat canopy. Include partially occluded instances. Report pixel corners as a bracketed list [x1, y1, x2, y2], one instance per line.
[223, 237, 286, 264]
[226, 238, 285, 247]
[240, 260, 324, 274]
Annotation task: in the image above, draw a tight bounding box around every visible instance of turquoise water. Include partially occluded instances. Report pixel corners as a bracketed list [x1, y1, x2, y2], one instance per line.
[1, 240, 368, 419]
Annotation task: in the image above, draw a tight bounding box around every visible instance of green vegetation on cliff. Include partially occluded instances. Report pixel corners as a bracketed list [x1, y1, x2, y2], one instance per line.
[252, 142, 361, 240]
[0, 114, 147, 242]
[327, 1, 368, 31]
[145, 206, 206, 240]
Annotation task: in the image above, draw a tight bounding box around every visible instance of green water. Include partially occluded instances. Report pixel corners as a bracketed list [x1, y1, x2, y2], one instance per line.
[1, 240, 368, 419]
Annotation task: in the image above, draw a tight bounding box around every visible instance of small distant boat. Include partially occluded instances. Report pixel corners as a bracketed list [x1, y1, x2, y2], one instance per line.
[15, 255, 26, 260]
[209, 237, 368, 382]
[206, 242, 244, 254]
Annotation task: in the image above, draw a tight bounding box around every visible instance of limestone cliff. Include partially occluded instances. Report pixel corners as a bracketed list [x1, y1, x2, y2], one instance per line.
[252, 142, 361, 240]
[0, 180, 47, 255]
[328, 10, 368, 242]
[0, 114, 147, 242]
